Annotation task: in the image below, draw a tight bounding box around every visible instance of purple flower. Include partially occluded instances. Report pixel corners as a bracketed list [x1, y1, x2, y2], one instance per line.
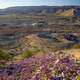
[50, 77, 62, 80]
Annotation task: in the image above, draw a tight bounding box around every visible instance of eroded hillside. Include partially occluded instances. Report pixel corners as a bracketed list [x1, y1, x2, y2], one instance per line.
[0, 6, 80, 80]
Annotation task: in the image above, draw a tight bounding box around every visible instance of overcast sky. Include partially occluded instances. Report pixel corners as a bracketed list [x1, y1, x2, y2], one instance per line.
[0, 0, 80, 9]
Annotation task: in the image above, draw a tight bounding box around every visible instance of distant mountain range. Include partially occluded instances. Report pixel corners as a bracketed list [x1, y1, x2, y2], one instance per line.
[0, 6, 80, 17]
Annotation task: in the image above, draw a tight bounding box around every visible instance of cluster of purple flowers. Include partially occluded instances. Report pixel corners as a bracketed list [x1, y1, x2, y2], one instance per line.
[0, 51, 80, 80]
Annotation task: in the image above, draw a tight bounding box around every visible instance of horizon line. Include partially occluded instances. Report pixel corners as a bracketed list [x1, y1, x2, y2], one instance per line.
[0, 5, 80, 9]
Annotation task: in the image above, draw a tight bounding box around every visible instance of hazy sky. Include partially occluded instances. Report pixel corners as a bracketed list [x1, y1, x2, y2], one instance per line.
[0, 0, 80, 9]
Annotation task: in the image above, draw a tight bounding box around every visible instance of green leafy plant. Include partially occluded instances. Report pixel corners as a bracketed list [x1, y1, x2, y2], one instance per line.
[21, 50, 33, 59]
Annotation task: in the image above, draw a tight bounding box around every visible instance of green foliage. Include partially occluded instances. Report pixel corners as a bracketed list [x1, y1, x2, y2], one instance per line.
[0, 50, 15, 68]
[21, 50, 33, 59]
[21, 47, 41, 59]
[73, 44, 80, 49]
[0, 50, 14, 61]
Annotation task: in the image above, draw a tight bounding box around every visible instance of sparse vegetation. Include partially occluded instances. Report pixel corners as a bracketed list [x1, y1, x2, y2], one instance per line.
[73, 44, 80, 49]
[21, 50, 33, 58]
[0, 50, 14, 61]
[0, 50, 15, 68]
[0, 6, 80, 80]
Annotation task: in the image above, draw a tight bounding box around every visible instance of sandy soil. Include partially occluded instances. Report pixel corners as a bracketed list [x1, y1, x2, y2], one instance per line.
[67, 49, 80, 60]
